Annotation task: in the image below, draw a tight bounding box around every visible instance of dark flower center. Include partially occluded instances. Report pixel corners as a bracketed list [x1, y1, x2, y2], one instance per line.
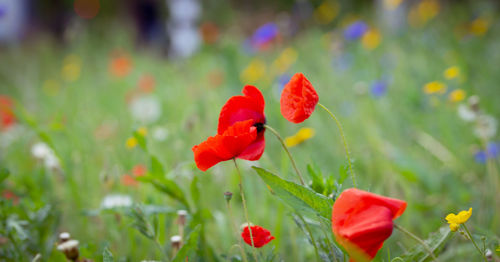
[253, 122, 265, 133]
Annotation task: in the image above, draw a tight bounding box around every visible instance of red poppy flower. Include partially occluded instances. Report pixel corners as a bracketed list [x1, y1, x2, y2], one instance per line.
[109, 53, 132, 78]
[241, 225, 275, 248]
[0, 95, 15, 130]
[331, 188, 406, 261]
[193, 120, 258, 171]
[280, 73, 319, 123]
[121, 174, 138, 186]
[193, 86, 266, 171]
[217, 85, 266, 160]
[132, 164, 147, 177]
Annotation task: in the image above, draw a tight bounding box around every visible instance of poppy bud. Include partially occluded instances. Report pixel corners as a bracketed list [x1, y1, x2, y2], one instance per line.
[177, 210, 187, 226]
[59, 232, 71, 243]
[57, 239, 80, 261]
[224, 191, 233, 203]
[171, 235, 182, 251]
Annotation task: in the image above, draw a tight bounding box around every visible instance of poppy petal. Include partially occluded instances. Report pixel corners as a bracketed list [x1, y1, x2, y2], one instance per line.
[332, 188, 406, 261]
[218, 85, 265, 134]
[280, 73, 319, 123]
[192, 120, 257, 171]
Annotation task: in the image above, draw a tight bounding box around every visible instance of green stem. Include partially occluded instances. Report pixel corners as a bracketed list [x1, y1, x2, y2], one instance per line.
[462, 224, 488, 262]
[297, 214, 321, 261]
[226, 200, 249, 262]
[264, 124, 306, 185]
[394, 224, 439, 262]
[317, 103, 356, 188]
[233, 159, 260, 262]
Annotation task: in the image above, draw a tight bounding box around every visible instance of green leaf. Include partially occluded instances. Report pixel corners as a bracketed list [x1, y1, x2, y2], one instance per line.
[338, 165, 348, 185]
[136, 175, 190, 210]
[307, 164, 325, 195]
[252, 167, 333, 220]
[150, 155, 165, 178]
[172, 225, 202, 262]
[133, 130, 147, 151]
[0, 167, 10, 184]
[397, 226, 453, 262]
[103, 247, 114, 262]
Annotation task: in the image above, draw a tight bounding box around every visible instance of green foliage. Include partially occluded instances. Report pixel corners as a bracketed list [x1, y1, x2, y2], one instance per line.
[172, 225, 201, 262]
[102, 247, 114, 262]
[395, 226, 453, 262]
[252, 167, 334, 220]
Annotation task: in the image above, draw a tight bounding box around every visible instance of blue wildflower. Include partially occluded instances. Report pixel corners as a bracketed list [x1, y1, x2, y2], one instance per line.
[0, 5, 6, 19]
[344, 21, 368, 41]
[474, 150, 487, 164]
[371, 80, 388, 98]
[486, 142, 499, 158]
[277, 74, 291, 93]
[251, 23, 279, 49]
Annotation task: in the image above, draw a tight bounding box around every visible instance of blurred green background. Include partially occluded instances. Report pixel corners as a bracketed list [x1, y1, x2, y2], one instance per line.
[0, 0, 499, 261]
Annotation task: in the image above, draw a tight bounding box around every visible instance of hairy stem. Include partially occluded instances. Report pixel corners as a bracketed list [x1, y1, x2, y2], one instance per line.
[233, 159, 260, 262]
[264, 124, 306, 185]
[226, 200, 249, 262]
[317, 103, 355, 187]
[394, 224, 439, 262]
[462, 224, 488, 262]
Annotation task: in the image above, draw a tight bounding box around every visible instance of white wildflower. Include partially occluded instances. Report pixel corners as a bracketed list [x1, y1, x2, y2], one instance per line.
[57, 239, 79, 251]
[152, 126, 168, 141]
[31, 142, 52, 160]
[129, 95, 162, 124]
[100, 194, 133, 209]
[474, 114, 498, 140]
[457, 104, 476, 122]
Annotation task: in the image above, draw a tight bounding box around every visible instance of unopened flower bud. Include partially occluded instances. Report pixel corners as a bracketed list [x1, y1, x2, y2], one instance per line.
[177, 210, 187, 226]
[485, 249, 492, 260]
[468, 95, 480, 112]
[57, 239, 79, 261]
[59, 232, 70, 243]
[224, 191, 233, 203]
[171, 235, 182, 250]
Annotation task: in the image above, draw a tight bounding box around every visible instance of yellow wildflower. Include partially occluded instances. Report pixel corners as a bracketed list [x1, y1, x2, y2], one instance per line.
[61, 54, 81, 82]
[361, 29, 381, 50]
[443, 66, 460, 80]
[272, 48, 298, 75]
[285, 128, 315, 148]
[445, 207, 472, 232]
[423, 81, 447, 94]
[240, 59, 266, 84]
[383, 0, 403, 10]
[126, 137, 138, 149]
[449, 89, 466, 102]
[137, 127, 148, 136]
[42, 79, 61, 96]
[314, 1, 339, 25]
[408, 0, 439, 28]
[470, 18, 489, 36]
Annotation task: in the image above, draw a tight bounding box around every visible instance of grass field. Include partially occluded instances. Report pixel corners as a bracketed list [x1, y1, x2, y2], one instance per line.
[1, 2, 500, 261]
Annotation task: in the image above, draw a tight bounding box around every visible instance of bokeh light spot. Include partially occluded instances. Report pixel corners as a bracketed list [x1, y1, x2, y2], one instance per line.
[74, 0, 100, 19]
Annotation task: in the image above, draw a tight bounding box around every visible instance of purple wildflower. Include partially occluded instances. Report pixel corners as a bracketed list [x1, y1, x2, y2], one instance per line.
[371, 80, 388, 98]
[486, 142, 499, 158]
[251, 23, 279, 49]
[474, 150, 487, 164]
[344, 21, 368, 41]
